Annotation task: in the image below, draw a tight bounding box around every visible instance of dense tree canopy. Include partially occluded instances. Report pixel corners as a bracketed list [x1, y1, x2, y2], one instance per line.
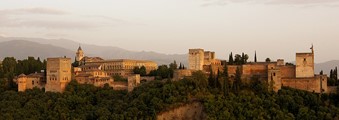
[1, 70, 339, 119]
[1, 57, 339, 119]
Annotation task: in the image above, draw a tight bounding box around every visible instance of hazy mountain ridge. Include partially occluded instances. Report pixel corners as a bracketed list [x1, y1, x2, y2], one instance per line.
[0, 37, 188, 65]
[315, 60, 339, 75]
[0, 40, 75, 60]
[0, 37, 338, 74]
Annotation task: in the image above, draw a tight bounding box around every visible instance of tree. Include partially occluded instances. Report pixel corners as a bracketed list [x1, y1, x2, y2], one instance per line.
[242, 53, 249, 64]
[229, 52, 234, 65]
[2, 57, 17, 90]
[133, 66, 147, 76]
[208, 69, 215, 88]
[234, 67, 242, 93]
[223, 63, 229, 96]
[266, 58, 271, 62]
[234, 54, 242, 65]
[139, 66, 147, 76]
[169, 61, 178, 70]
[190, 71, 208, 89]
[168, 61, 178, 78]
[157, 65, 170, 79]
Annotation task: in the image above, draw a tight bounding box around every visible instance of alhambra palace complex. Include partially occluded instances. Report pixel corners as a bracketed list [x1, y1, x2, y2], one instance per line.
[14, 46, 336, 94]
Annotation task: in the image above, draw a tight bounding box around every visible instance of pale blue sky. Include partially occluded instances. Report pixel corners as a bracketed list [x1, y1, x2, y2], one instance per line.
[0, 0, 339, 62]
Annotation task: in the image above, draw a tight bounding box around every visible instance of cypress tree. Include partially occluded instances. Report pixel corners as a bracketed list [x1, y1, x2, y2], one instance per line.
[234, 67, 242, 93]
[229, 52, 234, 65]
[208, 70, 214, 88]
[242, 53, 245, 64]
[330, 69, 333, 79]
[223, 63, 229, 96]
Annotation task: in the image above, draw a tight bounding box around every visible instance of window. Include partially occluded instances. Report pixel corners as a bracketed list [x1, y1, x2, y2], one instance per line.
[32, 81, 34, 85]
[304, 58, 306, 61]
[273, 73, 276, 76]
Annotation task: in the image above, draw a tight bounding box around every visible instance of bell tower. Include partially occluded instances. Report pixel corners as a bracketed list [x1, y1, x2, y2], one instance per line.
[76, 45, 84, 62]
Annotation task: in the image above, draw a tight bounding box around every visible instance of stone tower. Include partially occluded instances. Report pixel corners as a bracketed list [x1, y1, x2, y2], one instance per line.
[45, 57, 72, 92]
[295, 45, 314, 78]
[17, 74, 27, 92]
[76, 46, 84, 62]
[267, 64, 281, 92]
[189, 49, 204, 70]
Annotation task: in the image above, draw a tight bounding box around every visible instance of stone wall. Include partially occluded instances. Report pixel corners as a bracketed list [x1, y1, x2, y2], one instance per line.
[280, 66, 296, 78]
[140, 76, 156, 82]
[282, 75, 327, 93]
[128, 74, 141, 92]
[157, 102, 205, 120]
[112, 82, 128, 90]
[173, 69, 193, 81]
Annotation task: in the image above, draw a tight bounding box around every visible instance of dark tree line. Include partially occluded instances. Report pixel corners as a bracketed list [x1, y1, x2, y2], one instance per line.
[0, 57, 46, 91]
[328, 67, 338, 86]
[228, 52, 249, 65]
[149, 61, 179, 79]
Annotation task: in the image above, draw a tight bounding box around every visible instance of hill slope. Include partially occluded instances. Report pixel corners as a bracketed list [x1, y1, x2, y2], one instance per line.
[0, 40, 74, 60]
[315, 60, 339, 75]
[0, 37, 188, 65]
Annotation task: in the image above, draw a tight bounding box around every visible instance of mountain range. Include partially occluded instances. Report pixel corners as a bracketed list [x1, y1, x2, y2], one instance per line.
[0, 37, 188, 65]
[0, 36, 338, 75]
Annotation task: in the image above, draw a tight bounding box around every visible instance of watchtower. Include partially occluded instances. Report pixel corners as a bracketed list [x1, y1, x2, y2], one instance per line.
[295, 45, 314, 78]
[189, 49, 204, 70]
[45, 57, 72, 92]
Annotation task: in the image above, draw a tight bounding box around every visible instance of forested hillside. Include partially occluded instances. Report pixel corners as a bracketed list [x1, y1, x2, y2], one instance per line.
[1, 70, 339, 119]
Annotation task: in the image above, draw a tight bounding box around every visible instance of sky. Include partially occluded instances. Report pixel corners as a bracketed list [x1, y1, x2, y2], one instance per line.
[0, 0, 339, 63]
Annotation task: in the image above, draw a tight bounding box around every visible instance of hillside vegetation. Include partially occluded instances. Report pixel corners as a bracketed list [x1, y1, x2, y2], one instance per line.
[1, 70, 339, 119]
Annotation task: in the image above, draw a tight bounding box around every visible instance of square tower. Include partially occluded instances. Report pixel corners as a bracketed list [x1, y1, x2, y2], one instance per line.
[45, 57, 72, 92]
[204, 51, 216, 65]
[296, 51, 314, 78]
[189, 49, 205, 70]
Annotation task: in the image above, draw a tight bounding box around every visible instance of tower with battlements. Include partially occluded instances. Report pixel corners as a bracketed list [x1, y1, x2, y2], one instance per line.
[295, 45, 314, 78]
[76, 46, 84, 62]
[45, 57, 72, 92]
[189, 49, 205, 70]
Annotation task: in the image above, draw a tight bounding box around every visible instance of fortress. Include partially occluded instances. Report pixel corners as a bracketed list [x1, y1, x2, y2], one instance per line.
[176, 46, 330, 93]
[13, 45, 332, 94]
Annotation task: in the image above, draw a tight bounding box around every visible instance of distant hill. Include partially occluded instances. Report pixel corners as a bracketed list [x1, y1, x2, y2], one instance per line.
[0, 40, 74, 60]
[315, 60, 339, 75]
[1, 37, 337, 74]
[0, 37, 188, 65]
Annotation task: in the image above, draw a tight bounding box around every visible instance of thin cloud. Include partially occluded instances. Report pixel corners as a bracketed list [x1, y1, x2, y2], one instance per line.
[0, 7, 139, 30]
[0, 7, 68, 15]
[0, 19, 96, 29]
[202, 0, 339, 6]
[83, 15, 126, 23]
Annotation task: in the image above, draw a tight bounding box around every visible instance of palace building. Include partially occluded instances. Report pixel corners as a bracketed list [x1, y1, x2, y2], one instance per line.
[75, 46, 157, 78]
